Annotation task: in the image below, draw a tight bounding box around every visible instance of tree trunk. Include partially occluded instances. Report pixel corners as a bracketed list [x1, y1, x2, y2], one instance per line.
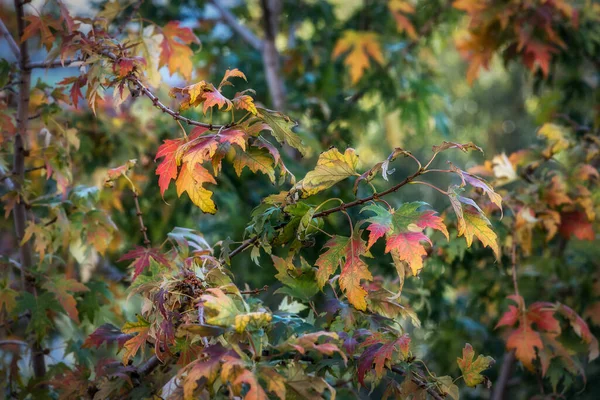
[12, 0, 47, 382]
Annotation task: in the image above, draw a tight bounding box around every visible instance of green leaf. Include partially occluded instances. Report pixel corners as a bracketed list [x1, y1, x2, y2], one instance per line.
[258, 108, 307, 156]
[457, 343, 495, 387]
[16, 292, 60, 341]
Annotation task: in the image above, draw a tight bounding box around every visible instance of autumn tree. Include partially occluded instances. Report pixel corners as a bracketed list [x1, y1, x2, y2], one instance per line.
[0, 1, 598, 399]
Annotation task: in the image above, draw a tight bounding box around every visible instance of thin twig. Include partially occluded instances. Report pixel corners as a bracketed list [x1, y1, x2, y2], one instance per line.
[510, 238, 519, 298]
[0, 17, 20, 60]
[0, 340, 28, 347]
[239, 285, 269, 295]
[132, 190, 151, 247]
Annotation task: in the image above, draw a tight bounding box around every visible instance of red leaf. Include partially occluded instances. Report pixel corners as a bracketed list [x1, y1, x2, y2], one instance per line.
[155, 137, 185, 196]
[118, 246, 170, 280]
[384, 231, 431, 275]
[506, 325, 543, 371]
[83, 324, 132, 351]
[559, 211, 594, 241]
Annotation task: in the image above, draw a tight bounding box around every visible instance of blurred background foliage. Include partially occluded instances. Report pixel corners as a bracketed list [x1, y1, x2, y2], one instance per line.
[1, 0, 599, 398]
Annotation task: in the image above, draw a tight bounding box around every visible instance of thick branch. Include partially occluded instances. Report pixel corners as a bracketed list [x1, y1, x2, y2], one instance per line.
[12, 0, 47, 381]
[260, 0, 286, 111]
[491, 351, 515, 400]
[208, 0, 263, 51]
[0, 17, 19, 60]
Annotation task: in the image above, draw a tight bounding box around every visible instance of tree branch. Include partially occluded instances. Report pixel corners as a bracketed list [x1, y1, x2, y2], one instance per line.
[0, 17, 20, 60]
[208, 0, 263, 51]
[491, 351, 515, 400]
[260, 0, 286, 111]
[228, 166, 425, 259]
[26, 59, 84, 69]
[12, 0, 47, 382]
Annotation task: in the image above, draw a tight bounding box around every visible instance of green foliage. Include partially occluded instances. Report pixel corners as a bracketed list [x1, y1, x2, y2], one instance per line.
[1, 0, 599, 399]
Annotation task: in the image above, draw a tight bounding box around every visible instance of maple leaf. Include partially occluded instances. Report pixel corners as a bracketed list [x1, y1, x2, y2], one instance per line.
[201, 288, 244, 327]
[358, 333, 411, 384]
[21, 14, 62, 51]
[16, 292, 60, 341]
[202, 84, 233, 114]
[462, 210, 500, 258]
[315, 235, 350, 289]
[234, 312, 272, 333]
[457, 343, 494, 387]
[218, 127, 247, 150]
[42, 278, 88, 323]
[558, 210, 594, 241]
[233, 93, 257, 115]
[507, 325, 543, 371]
[293, 147, 358, 197]
[449, 165, 503, 214]
[233, 147, 276, 182]
[388, 0, 417, 39]
[218, 68, 247, 89]
[83, 324, 132, 351]
[155, 136, 186, 196]
[449, 190, 500, 258]
[557, 304, 599, 360]
[118, 246, 171, 281]
[260, 368, 286, 400]
[455, 32, 497, 85]
[521, 40, 558, 78]
[361, 204, 393, 249]
[159, 21, 200, 79]
[121, 315, 151, 365]
[182, 345, 226, 399]
[333, 30, 384, 83]
[258, 108, 307, 156]
[175, 163, 217, 214]
[362, 202, 448, 275]
[338, 232, 373, 311]
[528, 302, 561, 334]
[282, 331, 347, 362]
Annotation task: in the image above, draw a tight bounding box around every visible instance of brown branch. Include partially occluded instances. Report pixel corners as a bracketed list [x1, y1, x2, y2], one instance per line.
[491, 350, 515, 400]
[124, 73, 229, 131]
[28, 50, 229, 131]
[26, 59, 84, 69]
[0, 17, 19, 60]
[260, 0, 286, 111]
[0, 340, 28, 347]
[132, 190, 151, 247]
[12, 0, 47, 382]
[510, 237, 519, 298]
[208, 0, 263, 51]
[390, 365, 445, 400]
[239, 285, 269, 295]
[228, 166, 424, 259]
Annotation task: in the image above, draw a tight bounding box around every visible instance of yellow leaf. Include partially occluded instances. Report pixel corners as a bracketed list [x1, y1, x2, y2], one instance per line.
[293, 147, 359, 197]
[234, 311, 272, 333]
[333, 30, 384, 83]
[538, 123, 570, 157]
[176, 163, 217, 214]
[233, 147, 276, 182]
[462, 209, 500, 259]
[388, 0, 417, 40]
[201, 288, 244, 327]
